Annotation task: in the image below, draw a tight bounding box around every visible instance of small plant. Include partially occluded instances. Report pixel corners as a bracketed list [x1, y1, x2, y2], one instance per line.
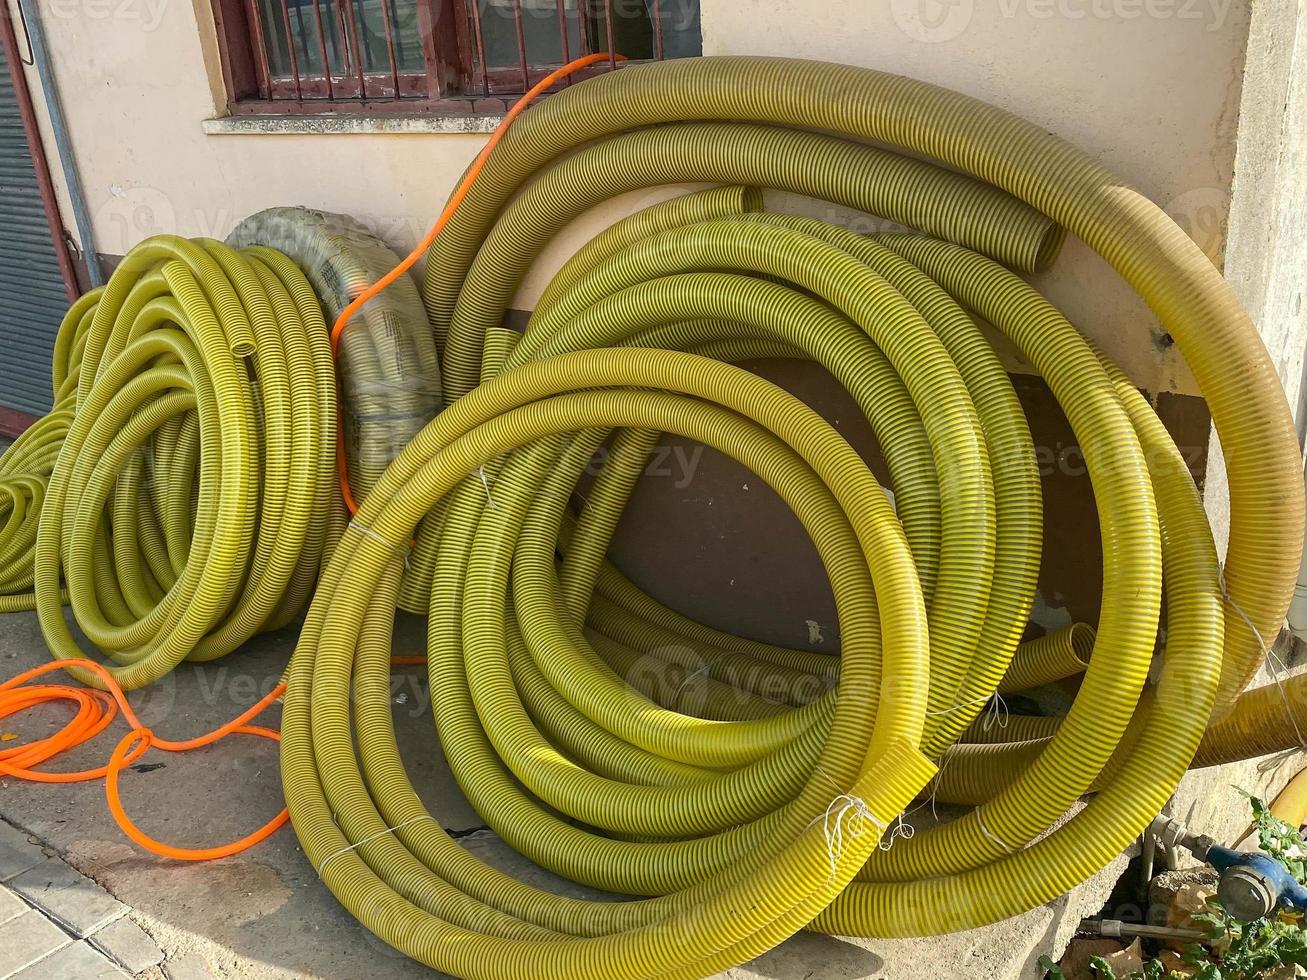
[1039, 793, 1307, 979]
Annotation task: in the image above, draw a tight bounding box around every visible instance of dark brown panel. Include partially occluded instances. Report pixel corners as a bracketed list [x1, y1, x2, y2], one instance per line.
[601, 360, 1211, 650]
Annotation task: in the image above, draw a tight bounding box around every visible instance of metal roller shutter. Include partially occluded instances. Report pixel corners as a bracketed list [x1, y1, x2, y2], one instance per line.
[0, 47, 73, 417]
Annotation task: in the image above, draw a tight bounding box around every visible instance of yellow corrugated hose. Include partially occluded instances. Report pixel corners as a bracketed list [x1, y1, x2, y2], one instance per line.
[24, 236, 340, 689]
[280, 56, 1302, 976]
[0, 287, 98, 612]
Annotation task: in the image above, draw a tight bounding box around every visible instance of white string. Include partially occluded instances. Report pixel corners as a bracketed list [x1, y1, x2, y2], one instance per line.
[316, 814, 437, 878]
[974, 808, 1016, 855]
[1219, 565, 1307, 758]
[981, 693, 1010, 733]
[923, 744, 958, 822]
[877, 813, 915, 852]
[924, 695, 993, 718]
[346, 519, 411, 569]
[925, 694, 1008, 734]
[808, 767, 890, 870]
[814, 794, 887, 876]
[478, 467, 497, 509]
[672, 664, 711, 709]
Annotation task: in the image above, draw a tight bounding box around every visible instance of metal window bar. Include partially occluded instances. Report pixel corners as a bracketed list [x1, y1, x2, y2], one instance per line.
[276, 0, 303, 98]
[243, 0, 672, 107]
[341, 0, 367, 95]
[307, 0, 334, 98]
[375, 0, 401, 95]
[511, 0, 528, 92]
[466, 0, 490, 96]
[602, 0, 614, 68]
[554, 0, 570, 83]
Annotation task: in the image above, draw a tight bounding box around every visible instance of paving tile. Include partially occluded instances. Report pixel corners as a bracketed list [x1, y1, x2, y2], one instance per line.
[12, 940, 128, 979]
[0, 908, 70, 977]
[8, 858, 126, 938]
[0, 885, 26, 926]
[0, 822, 45, 882]
[164, 951, 220, 980]
[90, 915, 165, 974]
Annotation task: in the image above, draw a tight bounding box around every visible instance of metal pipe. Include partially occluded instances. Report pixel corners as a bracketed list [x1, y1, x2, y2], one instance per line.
[1081, 919, 1208, 944]
[13, 0, 101, 287]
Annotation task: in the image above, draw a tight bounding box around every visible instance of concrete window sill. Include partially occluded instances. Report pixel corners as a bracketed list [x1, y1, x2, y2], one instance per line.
[202, 114, 504, 136]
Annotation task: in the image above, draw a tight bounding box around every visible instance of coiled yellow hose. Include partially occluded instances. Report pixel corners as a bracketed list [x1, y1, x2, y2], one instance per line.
[281, 56, 1303, 975]
[25, 235, 340, 690]
[0, 288, 99, 612]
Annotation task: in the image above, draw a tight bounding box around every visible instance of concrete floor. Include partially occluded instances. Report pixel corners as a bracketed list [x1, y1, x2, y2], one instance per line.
[0, 604, 1297, 980]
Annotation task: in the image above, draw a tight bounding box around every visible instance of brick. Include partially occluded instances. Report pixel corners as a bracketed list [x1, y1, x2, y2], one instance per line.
[0, 821, 45, 882]
[8, 858, 126, 938]
[0, 884, 27, 926]
[12, 940, 128, 979]
[90, 915, 165, 974]
[0, 909, 70, 976]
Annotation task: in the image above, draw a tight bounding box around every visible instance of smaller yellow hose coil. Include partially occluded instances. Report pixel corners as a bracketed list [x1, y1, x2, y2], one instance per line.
[30, 235, 341, 690]
[0, 288, 101, 611]
[282, 347, 937, 979]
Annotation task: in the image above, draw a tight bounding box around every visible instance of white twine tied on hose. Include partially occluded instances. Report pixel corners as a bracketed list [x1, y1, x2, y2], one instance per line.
[1218, 564, 1307, 770]
[672, 663, 712, 709]
[817, 794, 888, 876]
[477, 466, 497, 509]
[924, 692, 1010, 738]
[315, 813, 437, 878]
[346, 518, 412, 570]
[811, 766, 889, 874]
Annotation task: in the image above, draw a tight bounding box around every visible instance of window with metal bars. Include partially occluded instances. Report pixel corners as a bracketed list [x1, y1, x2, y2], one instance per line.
[211, 0, 701, 113]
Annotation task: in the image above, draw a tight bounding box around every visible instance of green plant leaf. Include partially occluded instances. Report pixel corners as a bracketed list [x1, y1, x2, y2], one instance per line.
[1089, 954, 1119, 980]
[1038, 954, 1068, 980]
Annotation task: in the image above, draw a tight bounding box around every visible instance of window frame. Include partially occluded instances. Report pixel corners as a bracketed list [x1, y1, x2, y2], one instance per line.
[210, 0, 666, 115]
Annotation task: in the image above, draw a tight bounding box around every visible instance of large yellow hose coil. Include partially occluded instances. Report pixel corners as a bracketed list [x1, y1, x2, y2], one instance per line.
[281, 56, 1304, 976]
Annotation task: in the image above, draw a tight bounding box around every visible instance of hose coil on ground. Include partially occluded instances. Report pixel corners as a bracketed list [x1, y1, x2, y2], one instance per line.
[280, 57, 1304, 977]
[30, 236, 341, 690]
[0, 286, 97, 612]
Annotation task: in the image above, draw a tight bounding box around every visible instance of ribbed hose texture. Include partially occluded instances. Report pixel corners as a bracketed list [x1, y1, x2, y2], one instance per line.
[20, 236, 342, 689]
[226, 207, 441, 501]
[274, 56, 1298, 974]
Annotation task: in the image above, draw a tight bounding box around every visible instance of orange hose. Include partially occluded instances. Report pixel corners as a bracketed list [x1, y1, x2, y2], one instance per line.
[330, 52, 624, 514]
[1, 654, 429, 859]
[1, 659, 288, 859]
